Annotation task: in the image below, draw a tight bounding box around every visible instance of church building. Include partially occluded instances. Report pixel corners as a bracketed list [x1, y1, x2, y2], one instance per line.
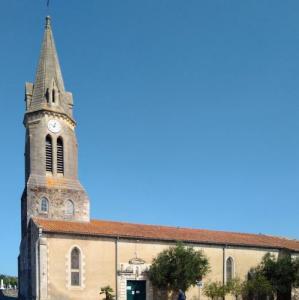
[19, 17, 299, 300]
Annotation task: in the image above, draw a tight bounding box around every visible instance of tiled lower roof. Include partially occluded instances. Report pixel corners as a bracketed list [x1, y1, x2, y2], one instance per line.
[33, 218, 299, 252]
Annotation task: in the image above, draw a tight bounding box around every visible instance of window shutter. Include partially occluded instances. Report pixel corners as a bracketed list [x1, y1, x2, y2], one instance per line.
[57, 137, 64, 174]
[46, 135, 53, 172]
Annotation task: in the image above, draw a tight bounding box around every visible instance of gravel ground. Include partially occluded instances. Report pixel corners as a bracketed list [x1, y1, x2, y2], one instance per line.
[0, 290, 18, 299]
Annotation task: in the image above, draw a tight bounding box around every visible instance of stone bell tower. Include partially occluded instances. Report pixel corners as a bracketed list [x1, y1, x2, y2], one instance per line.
[21, 16, 90, 237]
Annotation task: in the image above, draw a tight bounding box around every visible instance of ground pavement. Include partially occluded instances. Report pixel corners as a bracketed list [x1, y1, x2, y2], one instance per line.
[0, 290, 18, 299]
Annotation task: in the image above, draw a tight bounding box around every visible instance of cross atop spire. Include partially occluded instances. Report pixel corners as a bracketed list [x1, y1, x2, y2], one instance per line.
[26, 16, 73, 118]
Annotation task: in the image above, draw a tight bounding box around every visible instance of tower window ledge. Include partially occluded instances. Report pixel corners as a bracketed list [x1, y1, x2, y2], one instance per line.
[39, 211, 49, 216]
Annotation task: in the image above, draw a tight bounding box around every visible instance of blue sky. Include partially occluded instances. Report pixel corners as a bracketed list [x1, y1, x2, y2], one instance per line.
[1, 0, 299, 275]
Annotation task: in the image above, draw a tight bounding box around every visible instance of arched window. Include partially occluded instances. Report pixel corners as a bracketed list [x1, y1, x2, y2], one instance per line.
[45, 135, 53, 172]
[70, 247, 81, 286]
[66, 200, 74, 216]
[40, 197, 49, 213]
[57, 137, 64, 174]
[226, 257, 234, 282]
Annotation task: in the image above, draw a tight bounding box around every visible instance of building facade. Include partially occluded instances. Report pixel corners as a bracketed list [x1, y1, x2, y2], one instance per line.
[18, 17, 299, 300]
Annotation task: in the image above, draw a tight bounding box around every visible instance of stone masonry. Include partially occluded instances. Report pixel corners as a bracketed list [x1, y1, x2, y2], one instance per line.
[19, 16, 90, 300]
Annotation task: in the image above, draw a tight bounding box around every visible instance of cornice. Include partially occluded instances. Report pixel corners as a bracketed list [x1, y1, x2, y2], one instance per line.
[24, 109, 76, 127]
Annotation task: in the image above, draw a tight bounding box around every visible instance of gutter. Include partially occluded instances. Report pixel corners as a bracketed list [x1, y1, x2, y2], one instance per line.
[115, 237, 119, 300]
[222, 245, 227, 300]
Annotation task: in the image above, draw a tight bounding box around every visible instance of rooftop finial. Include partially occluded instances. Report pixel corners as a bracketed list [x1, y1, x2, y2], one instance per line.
[45, 16, 51, 29]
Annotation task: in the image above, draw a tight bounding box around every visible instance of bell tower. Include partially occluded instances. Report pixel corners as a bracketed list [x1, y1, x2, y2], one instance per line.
[21, 16, 90, 237]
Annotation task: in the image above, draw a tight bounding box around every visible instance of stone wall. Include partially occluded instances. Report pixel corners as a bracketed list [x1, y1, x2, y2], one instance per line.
[19, 221, 40, 300]
[25, 185, 89, 223]
[42, 233, 280, 300]
[21, 110, 90, 237]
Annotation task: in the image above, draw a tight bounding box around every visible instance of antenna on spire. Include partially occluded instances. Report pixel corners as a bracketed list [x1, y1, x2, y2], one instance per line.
[45, 16, 51, 29]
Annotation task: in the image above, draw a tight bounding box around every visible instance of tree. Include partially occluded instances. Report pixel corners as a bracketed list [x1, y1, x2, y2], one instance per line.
[294, 256, 299, 287]
[203, 281, 229, 300]
[242, 271, 274, 300]
[240, 252, 299, 300]
[227, 277, 244, 300]
[0, 274, 18, 287]
[257, 252, 299, 300]
[100, 286, 115, 300]
[148, 243, 210, 297]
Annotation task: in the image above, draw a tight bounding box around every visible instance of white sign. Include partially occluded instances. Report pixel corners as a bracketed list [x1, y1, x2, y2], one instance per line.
[196, 280, 204, 288]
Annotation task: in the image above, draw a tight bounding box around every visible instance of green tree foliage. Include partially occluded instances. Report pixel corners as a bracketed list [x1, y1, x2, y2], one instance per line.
[242, 272, 274, 300]
[100, 285, 115, 300]
[294, 256, 299, 287]
[203, 281, 229, 300]
[226, 277, 244, 300]
[148, 243, 210, 294]
[256, 252, 299, 300]
[0, 274, 18, 287]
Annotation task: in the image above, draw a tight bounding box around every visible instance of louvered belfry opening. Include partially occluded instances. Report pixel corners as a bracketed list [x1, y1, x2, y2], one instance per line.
[45, 135, 53, 172]
[57, 137, 64, 174]
[52, 89, 56, 103]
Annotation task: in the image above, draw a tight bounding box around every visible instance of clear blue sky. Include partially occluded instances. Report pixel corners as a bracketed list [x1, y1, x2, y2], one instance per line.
[1, 0, 299, 275]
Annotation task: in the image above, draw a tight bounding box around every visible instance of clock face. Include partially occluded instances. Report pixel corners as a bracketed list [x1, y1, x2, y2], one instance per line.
[48, 119, 61, 133]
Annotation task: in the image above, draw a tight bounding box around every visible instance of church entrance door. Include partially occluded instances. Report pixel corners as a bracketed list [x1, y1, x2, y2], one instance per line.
[126, 280, 146, 300]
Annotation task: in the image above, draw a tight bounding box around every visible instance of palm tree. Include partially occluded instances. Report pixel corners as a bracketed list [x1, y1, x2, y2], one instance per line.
[100, 286, 115, 300]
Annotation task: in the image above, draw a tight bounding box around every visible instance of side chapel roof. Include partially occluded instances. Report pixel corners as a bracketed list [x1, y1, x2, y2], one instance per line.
[33, 218, 299, 252]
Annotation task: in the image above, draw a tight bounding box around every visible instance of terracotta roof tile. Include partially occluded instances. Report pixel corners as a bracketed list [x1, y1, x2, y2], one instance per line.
[33, 218, 299, 252]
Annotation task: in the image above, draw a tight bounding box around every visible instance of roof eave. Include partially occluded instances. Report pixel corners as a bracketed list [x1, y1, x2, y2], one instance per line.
[39, 228, 299, 253]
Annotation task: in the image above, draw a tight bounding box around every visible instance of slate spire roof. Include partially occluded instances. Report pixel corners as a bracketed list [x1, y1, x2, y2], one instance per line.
[31, 16, 65, 107]
[25, 16, 74, 118]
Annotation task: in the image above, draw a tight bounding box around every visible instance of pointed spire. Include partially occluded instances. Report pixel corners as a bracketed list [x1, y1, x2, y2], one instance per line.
[30, 16, 65, 109]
